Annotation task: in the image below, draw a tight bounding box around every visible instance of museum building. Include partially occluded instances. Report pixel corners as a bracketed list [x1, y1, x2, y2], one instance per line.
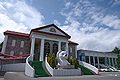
[1, 24, 118, 68]
[1, 24, 78, 61]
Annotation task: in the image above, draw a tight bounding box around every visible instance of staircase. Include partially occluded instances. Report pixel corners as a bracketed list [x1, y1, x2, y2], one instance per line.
[79, 65, 94, 75]
[78, 60, 99, 75]
[32, 61, 49, 77]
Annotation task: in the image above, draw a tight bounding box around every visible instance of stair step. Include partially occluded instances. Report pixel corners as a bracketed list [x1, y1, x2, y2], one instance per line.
[32, 61, 49, 77]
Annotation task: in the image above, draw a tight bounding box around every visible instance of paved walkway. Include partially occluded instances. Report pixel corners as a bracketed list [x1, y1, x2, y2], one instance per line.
[4, 72, 120, 80]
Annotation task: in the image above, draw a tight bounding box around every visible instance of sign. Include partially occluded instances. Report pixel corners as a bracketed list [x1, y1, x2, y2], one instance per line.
[50, 28, 56, 32]
[80, 53, 86, 62]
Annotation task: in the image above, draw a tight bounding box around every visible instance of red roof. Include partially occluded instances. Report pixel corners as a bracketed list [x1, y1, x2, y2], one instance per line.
[68, 40, 79, 45]
[30, 24, 71, 39]
[4, 31, 78, 45]
[4, 30, 29, 38]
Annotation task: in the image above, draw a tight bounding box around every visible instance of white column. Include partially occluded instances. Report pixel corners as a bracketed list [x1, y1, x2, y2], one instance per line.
[105, 57, 107, 65]
[97, 57, 100, 68]
[109, 58, 111, 66]
[115, 58, 117, 65]
[66, 41, 68, 56]
[112, 58, 114, 67]
[89, 56, 91, 64]
[93, 56, 95, 66]
[115, 58, 117, 68]
[58, 41, 61, 51]
[1, 35, 8, 54]
[30, 37, 35, 57]
[40, 39, 44, 61]
[75, 46, 77, 58]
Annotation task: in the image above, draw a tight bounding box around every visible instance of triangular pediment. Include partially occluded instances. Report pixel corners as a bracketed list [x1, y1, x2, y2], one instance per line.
[31, 24, 71, 39]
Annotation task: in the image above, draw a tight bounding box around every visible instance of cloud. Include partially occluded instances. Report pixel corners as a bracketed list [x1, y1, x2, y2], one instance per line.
[54, 20, 61, 26]
[112, 0, 120, 7]
[0, 0, 44, 42]
[65, 2, 71, 8]
[60, 0, 120, 52]
[92, 14, 120, 29]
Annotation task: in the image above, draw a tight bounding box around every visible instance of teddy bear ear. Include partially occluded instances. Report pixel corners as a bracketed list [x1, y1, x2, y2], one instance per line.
[56, 50, 61, 58]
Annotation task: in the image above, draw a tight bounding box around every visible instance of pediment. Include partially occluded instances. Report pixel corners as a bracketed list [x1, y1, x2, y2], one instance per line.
[31, 24, 71, 39]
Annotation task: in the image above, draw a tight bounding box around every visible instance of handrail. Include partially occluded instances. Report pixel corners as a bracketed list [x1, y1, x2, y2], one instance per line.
[25, 56, 34, 77]
[45, 56, 53, 76]
[79, 60, 99, 75]
[26, 56, 34, 70]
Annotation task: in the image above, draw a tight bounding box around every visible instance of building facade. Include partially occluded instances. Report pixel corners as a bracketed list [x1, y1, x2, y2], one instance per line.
[1, 24, 78, 61]
[77, 50, 118, 68]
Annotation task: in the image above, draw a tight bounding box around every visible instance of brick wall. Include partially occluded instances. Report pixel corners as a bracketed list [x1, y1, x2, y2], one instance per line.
[5, 35, 30, 55]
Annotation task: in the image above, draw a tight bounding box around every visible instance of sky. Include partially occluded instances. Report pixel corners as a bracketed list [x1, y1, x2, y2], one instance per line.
[0, 0, 120, 52]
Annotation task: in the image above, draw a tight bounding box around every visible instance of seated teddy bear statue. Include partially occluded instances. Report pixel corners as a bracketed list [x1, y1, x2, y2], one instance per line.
[56, 51, 70, 66]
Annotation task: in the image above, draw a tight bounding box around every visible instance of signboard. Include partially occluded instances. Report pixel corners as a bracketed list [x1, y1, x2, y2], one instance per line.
[80, 53, 86, 62]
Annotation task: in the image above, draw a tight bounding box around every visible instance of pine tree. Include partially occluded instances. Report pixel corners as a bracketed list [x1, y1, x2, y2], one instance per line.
[117, 55, 120, 68]
[72, 58, 79, 69]
[112, 47, 120, 54]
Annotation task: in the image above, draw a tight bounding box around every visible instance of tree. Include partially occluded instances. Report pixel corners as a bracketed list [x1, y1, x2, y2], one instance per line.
[0, 42, 3, 52]
[117, 55, 120, 68]
[67, 55, 72, 65]
[112, 47, 120, 54]
[48, 53, 56, 68]
[47, 53, 51, 64]
[112, 47, 120, 68]
[72, 58, 79, 69]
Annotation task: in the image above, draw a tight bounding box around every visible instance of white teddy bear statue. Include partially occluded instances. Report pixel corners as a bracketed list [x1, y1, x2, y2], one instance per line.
[57, 51, 70, 66]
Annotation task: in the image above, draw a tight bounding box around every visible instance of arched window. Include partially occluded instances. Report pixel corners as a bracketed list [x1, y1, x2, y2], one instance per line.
[20, 52, 23, 55]
[11, 40, 16, 47]
[20, 41, 24, 48]
[52, 43, 58, 55]
[10, 51, 14, 55]
[44, 42, 50, 55]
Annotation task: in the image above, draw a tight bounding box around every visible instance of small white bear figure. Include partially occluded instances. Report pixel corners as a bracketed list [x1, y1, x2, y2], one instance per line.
[57, 51, 70, 66]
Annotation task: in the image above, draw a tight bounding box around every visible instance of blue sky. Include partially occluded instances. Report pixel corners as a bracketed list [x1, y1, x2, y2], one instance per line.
[0, 0, 120, 52]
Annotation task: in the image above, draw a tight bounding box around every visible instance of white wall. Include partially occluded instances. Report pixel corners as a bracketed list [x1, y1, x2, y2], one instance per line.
[45, 57, 81, 76]
[0, 63, 25, 72]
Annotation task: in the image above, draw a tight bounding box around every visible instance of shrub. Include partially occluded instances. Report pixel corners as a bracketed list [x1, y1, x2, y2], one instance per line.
[47, 53, 57, 68]
[47, 53, 51, 64]
[67, 55, 72, 65]
[67, 55, 70, 62]
[69, 58, 73, 65]
[72, 58, 79, 69]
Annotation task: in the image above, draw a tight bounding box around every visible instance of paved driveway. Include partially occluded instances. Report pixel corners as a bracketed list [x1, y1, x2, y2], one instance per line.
[4, 72, 120, 80]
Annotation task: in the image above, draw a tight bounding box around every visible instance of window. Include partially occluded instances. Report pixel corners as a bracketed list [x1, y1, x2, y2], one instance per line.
[10, 51, 14, 55]
[52, 43, 58, 55]
[20, 41, 24, 48]
[70, 47, 72, 53]
[11, 40, 16, 46]
[20, 52, 23, 55]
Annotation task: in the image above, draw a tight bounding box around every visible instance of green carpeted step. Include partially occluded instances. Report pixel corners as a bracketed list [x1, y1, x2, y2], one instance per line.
[79, 65, 94, 75]
[32, 61, 49, 77]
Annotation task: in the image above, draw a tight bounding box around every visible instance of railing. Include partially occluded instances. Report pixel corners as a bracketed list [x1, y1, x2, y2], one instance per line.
[25, 56, 35, 77]
[78, 60, 99, 75]
[45, 56, 81, 76]
[0, 58, 26, 65]
[45, 56, 53, 76]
